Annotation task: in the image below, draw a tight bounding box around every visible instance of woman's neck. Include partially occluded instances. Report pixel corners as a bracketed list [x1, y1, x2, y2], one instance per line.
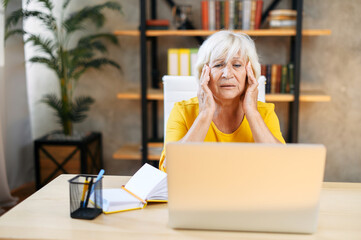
[212, 98, 245, 134]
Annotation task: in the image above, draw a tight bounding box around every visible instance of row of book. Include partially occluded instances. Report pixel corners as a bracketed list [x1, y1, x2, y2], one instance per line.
[201, 0, 263, 31]
[167, 48, 295, 94]
[261, 64, 294, 94]
[168, 48, 198, 76]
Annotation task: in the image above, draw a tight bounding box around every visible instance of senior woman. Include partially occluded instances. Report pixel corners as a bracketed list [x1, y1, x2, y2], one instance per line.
[159, 30, 285, 172]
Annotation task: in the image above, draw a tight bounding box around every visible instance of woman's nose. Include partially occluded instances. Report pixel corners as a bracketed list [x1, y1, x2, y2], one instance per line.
[222, 64, 232, 78]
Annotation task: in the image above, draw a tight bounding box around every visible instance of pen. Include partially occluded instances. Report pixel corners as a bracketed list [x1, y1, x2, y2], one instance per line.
[80, 177, 89, 208]
[84, 178, 93, 208]
[90, 169, 105, 194]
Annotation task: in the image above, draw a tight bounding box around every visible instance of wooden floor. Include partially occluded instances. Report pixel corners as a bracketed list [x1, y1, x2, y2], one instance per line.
[0, 182, 36, 217]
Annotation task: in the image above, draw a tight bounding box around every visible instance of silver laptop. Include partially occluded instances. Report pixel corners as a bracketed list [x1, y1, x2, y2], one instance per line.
[166, 143, 326, 234]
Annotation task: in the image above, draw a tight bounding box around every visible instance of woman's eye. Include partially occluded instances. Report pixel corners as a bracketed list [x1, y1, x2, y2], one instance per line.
[214, 63, 223, 68]
[234, 64, 242, 68]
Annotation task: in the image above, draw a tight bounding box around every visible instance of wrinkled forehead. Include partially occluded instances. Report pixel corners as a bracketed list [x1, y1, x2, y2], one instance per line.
[210, 53, 247, 64]
[209, 37, 248, 64]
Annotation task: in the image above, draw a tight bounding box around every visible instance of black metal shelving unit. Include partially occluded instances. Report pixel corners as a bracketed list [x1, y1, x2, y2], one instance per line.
[138, 0, 304, 164]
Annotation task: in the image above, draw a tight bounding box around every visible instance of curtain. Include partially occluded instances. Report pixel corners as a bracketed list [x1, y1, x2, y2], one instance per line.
[1, 0, 33, 196]
[0, 5, 17, 209]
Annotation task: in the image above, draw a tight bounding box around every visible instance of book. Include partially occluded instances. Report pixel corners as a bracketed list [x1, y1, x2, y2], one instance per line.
[190, 48, 198, 77]
[271, 64, 278, 94]
[215, 1, 221, 29]
[288, 63, 294, 94]
[209, 0, 216, 30]
[242, 0, 252, 30]
[201, 0, 209, 30]
[179, 48, 190, 76]
[224, 0, 229, 29]
[266, 64, 272, 93]
[98, 163, 168, 214]
[250, 0, 257, 30]
[229, 0, 235, 30]
[276, 64, 282, 93]
[281, 65, 288, 93]
[168, 49, 179, 75]
[254, 0, 263, 29]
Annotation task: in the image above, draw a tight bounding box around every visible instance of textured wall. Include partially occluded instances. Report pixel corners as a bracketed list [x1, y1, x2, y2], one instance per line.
[23, 0, 361, 181]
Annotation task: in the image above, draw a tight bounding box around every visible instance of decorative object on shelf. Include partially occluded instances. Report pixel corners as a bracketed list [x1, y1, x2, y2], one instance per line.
[4, 0, 122, 136]
[34, 132, 103, 189]
[172, 4, 192, 29]
[268, 9, 297, 29]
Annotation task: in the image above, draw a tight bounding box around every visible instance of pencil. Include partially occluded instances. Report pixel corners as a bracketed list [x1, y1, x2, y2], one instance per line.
[80, 178, 89, 208]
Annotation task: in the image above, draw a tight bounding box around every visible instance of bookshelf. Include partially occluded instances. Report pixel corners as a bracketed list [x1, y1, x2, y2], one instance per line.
[117, 89, 331, 102]
[114, 0, 331, 164]
[114, 29, 331, 37]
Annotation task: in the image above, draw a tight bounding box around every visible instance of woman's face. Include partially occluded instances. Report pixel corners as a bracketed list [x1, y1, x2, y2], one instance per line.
[208, 53, 247, 101]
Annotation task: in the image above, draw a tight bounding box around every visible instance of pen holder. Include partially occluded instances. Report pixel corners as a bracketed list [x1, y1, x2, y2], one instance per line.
[68, 174, 103, 220]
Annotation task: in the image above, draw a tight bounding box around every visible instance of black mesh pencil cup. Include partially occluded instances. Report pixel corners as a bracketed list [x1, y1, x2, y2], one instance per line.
[68, 174, 103, 220]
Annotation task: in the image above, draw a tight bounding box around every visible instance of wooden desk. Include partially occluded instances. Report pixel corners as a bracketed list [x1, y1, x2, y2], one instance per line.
[0, 175, 360, 240]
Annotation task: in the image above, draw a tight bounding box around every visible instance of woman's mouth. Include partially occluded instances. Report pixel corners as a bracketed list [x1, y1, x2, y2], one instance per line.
[220, 84, 236, 88]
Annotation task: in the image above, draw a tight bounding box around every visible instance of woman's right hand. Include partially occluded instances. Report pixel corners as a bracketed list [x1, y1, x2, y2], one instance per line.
[198, 65, 216, 117]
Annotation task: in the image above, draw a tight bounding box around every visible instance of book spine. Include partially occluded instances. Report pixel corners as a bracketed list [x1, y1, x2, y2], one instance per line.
[254, 0, 263, 29]
[271, 64, 277, 94]
[224, 0, 229, 29]
[276, 64, 282, 93]
[266, 64, 272, 93]
[288, 63, 294, 94]
[250, 0, 257, 30]
[201, 1, 209, 30]
[216, 1, 221, 30]
[242, 0, 251, 30]
[229, 0, 235, 30]
[209, 0, 216, 30]
[179, 48, 190, 76]
[168, 49, 179, 75]
[190, 48, 199, 77]
[220, 1, 225, 29]
[281, 65, 288, 93]
[238, 0, 243, 29]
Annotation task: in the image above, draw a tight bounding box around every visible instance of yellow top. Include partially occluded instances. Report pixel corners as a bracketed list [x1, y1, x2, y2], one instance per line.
[159, 97, 285, 172]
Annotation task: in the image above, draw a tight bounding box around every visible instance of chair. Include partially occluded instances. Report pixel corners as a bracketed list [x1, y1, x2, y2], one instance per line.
[162, 75, 266, 140]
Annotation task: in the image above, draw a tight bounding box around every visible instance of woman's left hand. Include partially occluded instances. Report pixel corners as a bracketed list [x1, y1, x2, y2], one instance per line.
[242, 62, 259, 116]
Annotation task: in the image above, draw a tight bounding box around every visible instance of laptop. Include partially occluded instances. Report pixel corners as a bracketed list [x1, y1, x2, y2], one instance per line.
[166, 143, 326, 234]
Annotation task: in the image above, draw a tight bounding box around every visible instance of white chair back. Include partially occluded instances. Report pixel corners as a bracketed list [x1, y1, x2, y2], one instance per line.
[162, 75, 266, 141]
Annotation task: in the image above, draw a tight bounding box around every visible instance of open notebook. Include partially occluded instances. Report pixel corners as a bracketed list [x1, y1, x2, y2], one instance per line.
[100, 163, 167, 214]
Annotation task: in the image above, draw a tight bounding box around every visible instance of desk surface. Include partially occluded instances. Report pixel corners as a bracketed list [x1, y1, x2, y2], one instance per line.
[0, 175, 361, 240]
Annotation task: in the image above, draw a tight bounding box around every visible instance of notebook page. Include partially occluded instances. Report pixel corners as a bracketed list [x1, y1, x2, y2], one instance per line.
[125, 163, 167, 200]
[102, 188, 144, 213]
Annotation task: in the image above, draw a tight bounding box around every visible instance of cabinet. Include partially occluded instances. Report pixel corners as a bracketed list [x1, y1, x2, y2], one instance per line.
[114, 0, 331, 165]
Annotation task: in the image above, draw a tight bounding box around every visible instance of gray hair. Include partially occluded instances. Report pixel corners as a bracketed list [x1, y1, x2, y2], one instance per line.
[195, 30, 261, 80]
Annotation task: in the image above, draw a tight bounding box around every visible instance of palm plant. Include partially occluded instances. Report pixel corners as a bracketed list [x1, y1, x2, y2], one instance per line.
[4, 0, 121, 135]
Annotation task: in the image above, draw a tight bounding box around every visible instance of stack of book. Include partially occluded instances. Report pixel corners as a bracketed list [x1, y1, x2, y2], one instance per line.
[168, 48, 198, 76]
[261, 63, 294, 94]
[268, 9, 297, 29]
[201, 0, 263, 30]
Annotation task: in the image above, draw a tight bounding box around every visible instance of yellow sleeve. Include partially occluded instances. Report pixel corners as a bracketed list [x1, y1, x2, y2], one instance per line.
[263, 105, 286, 144]
[159, 102, 189, 172]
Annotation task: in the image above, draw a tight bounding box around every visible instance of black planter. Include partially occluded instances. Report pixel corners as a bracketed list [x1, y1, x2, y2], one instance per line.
[34, 132, 103, 189]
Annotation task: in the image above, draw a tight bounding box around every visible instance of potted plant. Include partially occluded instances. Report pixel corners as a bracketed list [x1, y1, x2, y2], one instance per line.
[3, 0, 122, 188]
[5, 0, 121, 136]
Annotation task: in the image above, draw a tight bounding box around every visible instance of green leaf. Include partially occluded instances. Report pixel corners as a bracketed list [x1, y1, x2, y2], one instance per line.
[37, 0, 54, 12]
[63, 1, 121, 34]
[79, 58, 121, 70]
[41, 93, 67, 125]
[25, 34, 56, 59]
[70, 96, 95, 123]
[5, 29, 27, 40]
[29, 56, 60, 76]
[6, 9, 57, 33]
